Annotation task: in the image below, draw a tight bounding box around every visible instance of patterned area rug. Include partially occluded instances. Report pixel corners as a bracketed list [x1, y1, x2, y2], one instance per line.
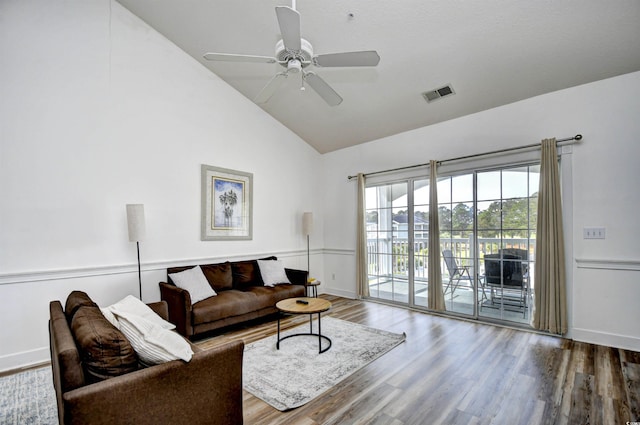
[243, 317, 406, 411]
[0, 367, 57, 425]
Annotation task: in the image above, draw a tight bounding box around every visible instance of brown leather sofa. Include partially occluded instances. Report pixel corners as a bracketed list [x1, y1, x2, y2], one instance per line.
[160, 257, 307, 339]
[49, 291, 244, 425]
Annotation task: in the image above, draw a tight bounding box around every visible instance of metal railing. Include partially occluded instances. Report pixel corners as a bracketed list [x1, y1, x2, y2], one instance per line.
[367, 237, 535, 281]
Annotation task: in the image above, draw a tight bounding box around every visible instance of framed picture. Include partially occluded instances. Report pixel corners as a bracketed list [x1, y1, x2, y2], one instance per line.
[201, 164, 253, 240]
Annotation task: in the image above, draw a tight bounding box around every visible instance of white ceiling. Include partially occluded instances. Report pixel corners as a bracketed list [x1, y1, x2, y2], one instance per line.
[116, 0, 640, 153]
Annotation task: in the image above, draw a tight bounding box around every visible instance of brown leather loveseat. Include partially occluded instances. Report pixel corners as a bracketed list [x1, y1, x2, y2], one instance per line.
[160, 256, 307, 339]
[49, 291, 244, 425]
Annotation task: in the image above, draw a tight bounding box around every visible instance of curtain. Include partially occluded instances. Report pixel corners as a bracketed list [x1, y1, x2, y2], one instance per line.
[356, 173, 369, 298]
[427, 161, 446, 311]
[532, 139, 567, 334]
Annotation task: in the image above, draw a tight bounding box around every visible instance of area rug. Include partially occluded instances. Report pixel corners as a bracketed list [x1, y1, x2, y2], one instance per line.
[0, 367, 57, 425]
[243, 317, 406, 411]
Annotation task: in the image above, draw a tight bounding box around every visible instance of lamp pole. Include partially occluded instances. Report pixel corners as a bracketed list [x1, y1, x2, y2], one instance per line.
[136, 241, 142, 300]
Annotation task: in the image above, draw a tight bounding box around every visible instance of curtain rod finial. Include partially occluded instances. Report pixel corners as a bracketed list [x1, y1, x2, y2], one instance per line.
[574, 134, 582, 140]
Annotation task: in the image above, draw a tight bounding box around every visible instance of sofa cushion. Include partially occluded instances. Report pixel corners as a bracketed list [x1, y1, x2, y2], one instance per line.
[248, 285, 306, 306]
[201, 262, 233, 291]
[65, 291, 98, 322]
[231, 260, 264, 289]
[257, 259, 292, 287]
[169, 266, 217, 304]
[70, 305, 139, 382]
[191, 290, 261, 325]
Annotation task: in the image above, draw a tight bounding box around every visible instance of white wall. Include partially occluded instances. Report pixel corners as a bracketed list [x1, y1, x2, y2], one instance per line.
[0, 0, 323, 372]
[321, 71, 640, 351]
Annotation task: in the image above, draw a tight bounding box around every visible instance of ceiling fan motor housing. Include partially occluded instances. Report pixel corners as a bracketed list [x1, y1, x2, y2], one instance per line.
[276, 38, 313, 69]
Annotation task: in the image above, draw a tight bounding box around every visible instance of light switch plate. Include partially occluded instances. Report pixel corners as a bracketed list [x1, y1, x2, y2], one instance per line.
[583, 227, 606, 239]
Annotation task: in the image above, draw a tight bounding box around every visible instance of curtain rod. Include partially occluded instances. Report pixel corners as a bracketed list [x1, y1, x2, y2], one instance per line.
[347, 134, 582, 180]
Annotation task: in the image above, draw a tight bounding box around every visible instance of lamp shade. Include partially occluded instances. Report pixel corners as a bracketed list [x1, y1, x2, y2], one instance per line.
[126, 204, 146, 242]
[302, 212, 313, 235]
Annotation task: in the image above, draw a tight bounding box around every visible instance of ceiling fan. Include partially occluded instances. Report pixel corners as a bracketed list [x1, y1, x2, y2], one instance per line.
[203, 2, 380, 106]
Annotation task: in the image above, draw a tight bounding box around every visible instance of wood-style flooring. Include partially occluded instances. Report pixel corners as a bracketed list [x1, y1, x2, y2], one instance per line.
[196, 295, 640, 425]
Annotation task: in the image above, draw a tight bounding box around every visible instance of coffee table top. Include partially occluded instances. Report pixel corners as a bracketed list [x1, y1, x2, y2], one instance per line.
[276, 297, 331, 314]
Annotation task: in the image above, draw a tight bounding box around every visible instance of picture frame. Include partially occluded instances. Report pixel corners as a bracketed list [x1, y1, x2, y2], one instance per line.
[201, 164, 253, 240]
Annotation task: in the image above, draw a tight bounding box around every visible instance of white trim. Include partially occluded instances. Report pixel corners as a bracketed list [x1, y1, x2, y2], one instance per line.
[575, 258, 640, 271]
[322, 248, 355, 256]
[323, 287, 357, 299]
[0, 347, 50, 374]
[0, 249, 317, 286]
[571, 327, 640, 352]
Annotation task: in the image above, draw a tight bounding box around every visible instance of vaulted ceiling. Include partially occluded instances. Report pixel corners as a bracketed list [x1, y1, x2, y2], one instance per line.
[117, 0, 640, 153]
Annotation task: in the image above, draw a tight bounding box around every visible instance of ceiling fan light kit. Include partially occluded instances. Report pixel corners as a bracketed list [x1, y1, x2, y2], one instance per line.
[203, 4, 380, 106]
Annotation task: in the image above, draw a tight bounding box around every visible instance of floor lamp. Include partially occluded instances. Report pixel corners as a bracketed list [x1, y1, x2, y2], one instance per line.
[302, 212, 313, 273]
[126, 204, 145, 300]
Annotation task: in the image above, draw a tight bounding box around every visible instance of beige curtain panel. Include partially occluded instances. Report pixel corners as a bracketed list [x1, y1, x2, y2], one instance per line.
[532, 139, 568, 334]
[427, 160, 446, 311]
[356, 173, 370, 298]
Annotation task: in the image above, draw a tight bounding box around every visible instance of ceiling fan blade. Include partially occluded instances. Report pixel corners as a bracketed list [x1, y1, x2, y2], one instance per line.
[203, 53, 278, 64]
[304, 72, 343, 106]
[275, 6, 301, 52]
[254, 73, 288, 104]
[314, 51, 380, 67]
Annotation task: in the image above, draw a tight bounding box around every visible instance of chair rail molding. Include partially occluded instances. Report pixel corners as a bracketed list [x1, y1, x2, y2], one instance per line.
[575, 257, 640, 271]
[0, 249, 315, 286]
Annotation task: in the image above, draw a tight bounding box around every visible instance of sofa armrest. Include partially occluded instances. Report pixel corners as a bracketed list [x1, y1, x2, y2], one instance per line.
[285, 268, 308, 285]
[62, 340, 244, 425]
[159, 282, 193, 338]
[146, 301, 169, 321]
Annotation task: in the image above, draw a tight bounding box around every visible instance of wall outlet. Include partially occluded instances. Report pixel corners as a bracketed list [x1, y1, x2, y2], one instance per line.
[583, 227, 606, 239]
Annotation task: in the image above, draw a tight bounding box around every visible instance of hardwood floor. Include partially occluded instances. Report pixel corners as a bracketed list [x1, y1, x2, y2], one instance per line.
[196, 295, 640, 425]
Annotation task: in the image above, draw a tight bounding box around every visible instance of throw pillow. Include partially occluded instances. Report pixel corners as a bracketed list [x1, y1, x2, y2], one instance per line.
[70, 305, 139, 382]
[101, 295, 175, 330]
[257, 259, 291, 287]
[168, 266, 217, 304]
[108, 309, 194, 365]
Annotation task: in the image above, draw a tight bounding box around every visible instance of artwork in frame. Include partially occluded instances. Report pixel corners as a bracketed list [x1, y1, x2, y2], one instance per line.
[201, 164, 253, 240]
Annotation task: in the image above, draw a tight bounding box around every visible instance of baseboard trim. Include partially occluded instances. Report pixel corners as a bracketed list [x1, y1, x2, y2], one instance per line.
[571, 327, 640, 352]
[0, 347, 50, 374]
[322, 287, 357, 299]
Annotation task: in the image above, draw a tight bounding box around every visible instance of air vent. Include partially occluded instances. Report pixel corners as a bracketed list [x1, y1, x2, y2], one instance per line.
[422, 84, 455, 103]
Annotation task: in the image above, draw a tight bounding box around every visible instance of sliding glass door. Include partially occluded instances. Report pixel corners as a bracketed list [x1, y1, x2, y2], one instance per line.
[365, 163, 540, 327]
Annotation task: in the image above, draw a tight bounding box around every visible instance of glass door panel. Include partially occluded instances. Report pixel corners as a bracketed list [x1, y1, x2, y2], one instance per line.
[439, 174, 475, 315]
[366, 183, 409, 304]
[477, 166, 538, 324]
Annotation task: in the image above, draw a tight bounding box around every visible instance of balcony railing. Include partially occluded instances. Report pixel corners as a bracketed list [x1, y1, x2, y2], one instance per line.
[367, 236, 535, 281]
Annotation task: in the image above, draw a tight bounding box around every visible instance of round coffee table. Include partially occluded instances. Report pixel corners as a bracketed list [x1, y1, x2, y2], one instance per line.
[276, 297, 332, 353]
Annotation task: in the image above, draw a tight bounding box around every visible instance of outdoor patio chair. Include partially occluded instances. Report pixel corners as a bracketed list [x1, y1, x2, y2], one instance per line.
[482, 252, 528, 317]
[442, 250, 473, 298]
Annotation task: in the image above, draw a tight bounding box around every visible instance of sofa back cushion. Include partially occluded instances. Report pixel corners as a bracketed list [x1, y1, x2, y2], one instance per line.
[65, 290, 97, 322]
[231, 259, 269, 289]
[70, 298, 139, 383]
[201, 262, 233, 291]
